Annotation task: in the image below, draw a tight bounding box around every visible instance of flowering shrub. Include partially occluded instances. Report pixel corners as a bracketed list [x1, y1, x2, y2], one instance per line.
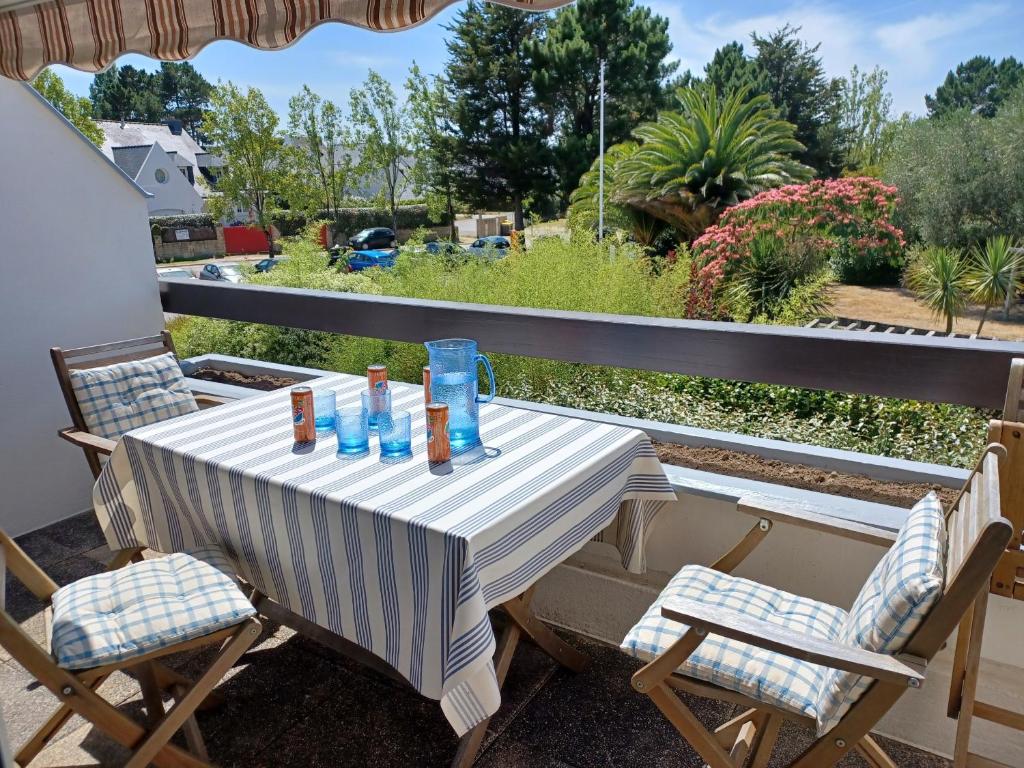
[687, 177, 906, 317]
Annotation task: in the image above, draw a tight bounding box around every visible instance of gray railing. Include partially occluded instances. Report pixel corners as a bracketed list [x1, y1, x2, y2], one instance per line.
[160, 279, 1024, 409]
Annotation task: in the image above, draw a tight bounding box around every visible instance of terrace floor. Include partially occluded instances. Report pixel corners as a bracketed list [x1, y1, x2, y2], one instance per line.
[2, 513, 951, 768]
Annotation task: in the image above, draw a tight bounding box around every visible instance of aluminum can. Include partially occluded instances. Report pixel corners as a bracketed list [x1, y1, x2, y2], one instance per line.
[422, 366, 432, 404]
[367, 364, 388, 391]
[425, 403, 451, 462]
[291, 386, 316, 442]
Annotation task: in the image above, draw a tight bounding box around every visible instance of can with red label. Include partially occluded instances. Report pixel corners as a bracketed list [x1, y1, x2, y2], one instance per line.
[425, 403, 450, 462]
[422, 366, 432, 404]
[291, 386, 316, 443]
[367, 364, 388, 391]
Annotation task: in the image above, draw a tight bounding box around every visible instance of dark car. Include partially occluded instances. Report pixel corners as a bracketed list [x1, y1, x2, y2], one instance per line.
[348, 227, 397, 250]
[347, 249, 398, 272]
[466, 236, 511, 256]
[198, 263, 243, 283]
[424, 240, 465, 257]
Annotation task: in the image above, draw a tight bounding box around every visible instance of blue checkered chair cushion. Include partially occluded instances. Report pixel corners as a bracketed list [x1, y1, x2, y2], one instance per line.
[621, 565, 847, 717]
[68, 352, 198, 441]
[51, 552, 256, 670]
[815, 493, 945, 734]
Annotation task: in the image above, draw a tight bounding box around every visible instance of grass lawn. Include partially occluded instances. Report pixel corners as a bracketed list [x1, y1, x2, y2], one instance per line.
[827, 283, 1024, 341]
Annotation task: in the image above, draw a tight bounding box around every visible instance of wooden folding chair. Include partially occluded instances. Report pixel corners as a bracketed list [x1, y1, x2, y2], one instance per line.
[51, 330, 227, 481]
[627, 444, 1013, 768]
[0, 527, 261, 767]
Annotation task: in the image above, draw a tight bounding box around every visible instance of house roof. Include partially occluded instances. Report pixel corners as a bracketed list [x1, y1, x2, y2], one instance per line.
[111, 145, 152, 180]
[97, 120, 215, 196]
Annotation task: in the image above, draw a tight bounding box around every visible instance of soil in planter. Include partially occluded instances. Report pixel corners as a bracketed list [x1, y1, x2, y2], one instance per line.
[189, 367, 299, 392]
[653, 442, 958, 509]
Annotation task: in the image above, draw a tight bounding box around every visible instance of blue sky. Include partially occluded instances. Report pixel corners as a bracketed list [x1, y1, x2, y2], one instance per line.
[56, 0, 1024, 119]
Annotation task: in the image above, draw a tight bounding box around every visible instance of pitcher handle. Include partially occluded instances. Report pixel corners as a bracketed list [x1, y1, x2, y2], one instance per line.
[476, 354, 496, 404]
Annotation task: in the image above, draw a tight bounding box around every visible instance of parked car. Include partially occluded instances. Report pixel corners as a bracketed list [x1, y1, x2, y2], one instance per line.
[466, 236, 511, 256]
[347, 249, 398, 272]
[254, 257, 282, 273]
[198, 263, 244, 283]
[348, 227, 397, 250]
[401, 240, 465, 258]
[156, 267, 195, 280]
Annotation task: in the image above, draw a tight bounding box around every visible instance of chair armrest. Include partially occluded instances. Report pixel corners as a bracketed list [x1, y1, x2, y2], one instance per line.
[57, 427, 116, 455]
[192, 392, 232, 407]
[736, 493, 898, 548]
[661, 597, 925, 688]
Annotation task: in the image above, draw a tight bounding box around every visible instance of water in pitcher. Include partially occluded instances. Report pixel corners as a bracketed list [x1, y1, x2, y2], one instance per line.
[432, 371, 479, 448]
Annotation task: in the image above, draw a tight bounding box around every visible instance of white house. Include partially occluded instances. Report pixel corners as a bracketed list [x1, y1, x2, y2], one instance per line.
[0, 80, 164, 536]
[98, 119, 220, 215]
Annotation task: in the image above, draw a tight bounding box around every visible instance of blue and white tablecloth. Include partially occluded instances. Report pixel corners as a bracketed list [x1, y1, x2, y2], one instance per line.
[93, 373, 676, 735]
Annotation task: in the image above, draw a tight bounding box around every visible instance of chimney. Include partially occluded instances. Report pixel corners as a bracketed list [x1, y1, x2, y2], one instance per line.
[163, 118, 183, 135]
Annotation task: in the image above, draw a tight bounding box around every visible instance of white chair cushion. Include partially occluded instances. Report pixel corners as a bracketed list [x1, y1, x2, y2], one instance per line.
[68, 352, 198, 441]
[51, 552, 256, 670]
[815, 493, 945, 733]
[621, 565, 847, 718]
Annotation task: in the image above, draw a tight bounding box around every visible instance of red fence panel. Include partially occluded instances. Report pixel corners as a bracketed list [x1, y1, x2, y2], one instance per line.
[223, 226, 270, 255]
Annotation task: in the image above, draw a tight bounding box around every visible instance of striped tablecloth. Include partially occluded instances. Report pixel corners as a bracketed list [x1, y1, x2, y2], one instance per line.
[92, 373, 676, 735]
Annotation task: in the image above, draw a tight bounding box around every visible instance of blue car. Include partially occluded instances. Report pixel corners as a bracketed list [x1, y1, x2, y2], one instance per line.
[347, 249, 398, 271]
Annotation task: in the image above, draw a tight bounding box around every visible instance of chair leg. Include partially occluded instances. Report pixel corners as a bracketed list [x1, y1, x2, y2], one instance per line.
[714, 708, 759, 748]
[855, 734, 898, 768]
[953, 592, 989, 768]
[137, 662, 166, 726]
[15, 673, 110, 765]
[749, 714, 781, 768]
[126, 618, 260, 768]
[173, 684, 210, 762]
[647, 682, 734, 768]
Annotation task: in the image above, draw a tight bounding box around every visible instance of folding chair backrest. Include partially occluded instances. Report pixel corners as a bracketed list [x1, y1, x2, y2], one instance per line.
[903, 446, 1013, 660]
[50, 331, 178, 478]
[1004, 358, 1024, 422]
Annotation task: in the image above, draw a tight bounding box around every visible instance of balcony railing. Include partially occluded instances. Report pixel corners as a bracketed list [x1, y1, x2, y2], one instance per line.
[161, 279, 1024, 410]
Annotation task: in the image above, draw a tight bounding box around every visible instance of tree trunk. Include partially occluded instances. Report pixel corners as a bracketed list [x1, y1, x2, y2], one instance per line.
[391, 194, 399, 233]
[513, 195, 524, 231]
[264, 225, 275, 256]
[447, 190, 457, 241]
[945, 313, 954, 335]
[977, 304, 990, 335]
[1004, 264, 1017, 319]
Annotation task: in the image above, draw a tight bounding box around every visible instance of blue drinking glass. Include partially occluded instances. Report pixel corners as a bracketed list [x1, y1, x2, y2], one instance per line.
[378, 410, 412, 459]
[361, 388, 391, 431]
[335, 406, 369, 455]
[314, 389, 337, 434]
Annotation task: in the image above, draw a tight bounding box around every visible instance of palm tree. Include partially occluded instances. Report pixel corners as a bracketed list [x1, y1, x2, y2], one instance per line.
[614, 85, 814, 239]
[905, 246, 970, 334]
[965, 235, 1022, 334]
[567, 142, 667, 248]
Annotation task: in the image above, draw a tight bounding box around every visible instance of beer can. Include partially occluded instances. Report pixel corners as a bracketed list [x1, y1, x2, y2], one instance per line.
[367, 364, 388, 391]
[425, 403, 451, 462]
[291, 386, 316, 443]
[422, 366, 432, 404]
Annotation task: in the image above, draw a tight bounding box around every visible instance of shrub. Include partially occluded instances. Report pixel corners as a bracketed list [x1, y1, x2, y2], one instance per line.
[689, 177, 905, 317]
[722, 234, 830, 322]
[149, 213, 216, 231]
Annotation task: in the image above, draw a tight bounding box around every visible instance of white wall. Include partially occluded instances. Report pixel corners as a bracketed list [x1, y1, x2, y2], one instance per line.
[136, 142, 204, 216]
[0, 81, 164, 536]
[534, 493, 1024, 764]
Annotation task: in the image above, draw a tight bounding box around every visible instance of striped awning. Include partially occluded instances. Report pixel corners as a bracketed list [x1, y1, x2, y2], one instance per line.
[0, 0, 570, 80]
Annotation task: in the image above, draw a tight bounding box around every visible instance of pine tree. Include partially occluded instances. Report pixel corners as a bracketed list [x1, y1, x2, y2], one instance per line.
[926, 55, 1024, 118]
[530, 0, 675, 203]
[444, 1, 551, 229]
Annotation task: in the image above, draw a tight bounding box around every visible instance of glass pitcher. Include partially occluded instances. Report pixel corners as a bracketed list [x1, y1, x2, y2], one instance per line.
[424, 339, 496, 449]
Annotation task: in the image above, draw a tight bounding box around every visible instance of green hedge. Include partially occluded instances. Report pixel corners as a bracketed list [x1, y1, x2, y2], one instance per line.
[149, 213, 216, 230]
[271, 205, 450, 238]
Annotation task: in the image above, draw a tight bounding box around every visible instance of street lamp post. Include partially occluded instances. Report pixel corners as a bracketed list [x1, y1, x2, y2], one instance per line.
[598, 58, 606, 242]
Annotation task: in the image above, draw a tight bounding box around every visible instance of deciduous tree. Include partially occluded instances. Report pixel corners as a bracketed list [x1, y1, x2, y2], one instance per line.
[202, 83, 286, 254]
[405, 63, 460, 238]
[287, 84, 360, 226]
[350, 70, 412, 232]
[32, 69, 103, 145]
[838, 65, 894, 171]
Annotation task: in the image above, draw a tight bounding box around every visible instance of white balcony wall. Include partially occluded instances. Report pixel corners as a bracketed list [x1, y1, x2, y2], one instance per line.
[0, 81, 163, 536]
